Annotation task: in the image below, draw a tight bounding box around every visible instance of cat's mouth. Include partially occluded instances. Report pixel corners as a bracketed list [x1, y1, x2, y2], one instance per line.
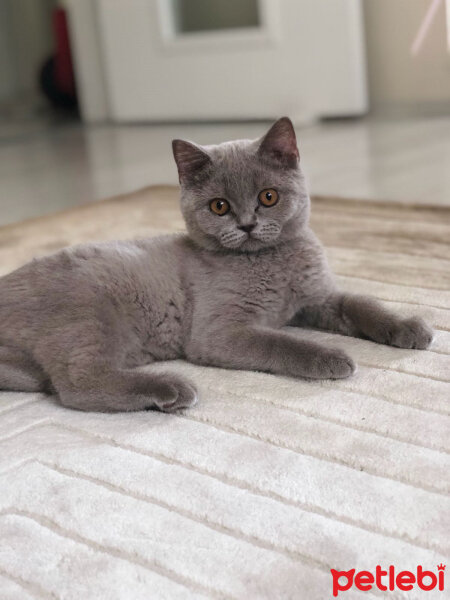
[219, 227, 280, 251]
[246, 223, 282, 246]
[219, 230, 249, 249]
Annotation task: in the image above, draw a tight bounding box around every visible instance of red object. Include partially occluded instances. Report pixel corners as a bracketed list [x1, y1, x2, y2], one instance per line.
[52, 7, 76, 97]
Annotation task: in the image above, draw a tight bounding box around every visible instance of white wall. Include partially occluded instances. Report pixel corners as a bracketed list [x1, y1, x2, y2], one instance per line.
[364, 0, 450, 114]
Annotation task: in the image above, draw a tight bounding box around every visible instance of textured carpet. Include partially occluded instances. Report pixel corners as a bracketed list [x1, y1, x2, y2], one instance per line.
[0, 186, 449, 599]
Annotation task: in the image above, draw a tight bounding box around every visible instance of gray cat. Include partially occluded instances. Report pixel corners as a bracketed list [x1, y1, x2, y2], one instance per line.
[0, 118, 433, 412]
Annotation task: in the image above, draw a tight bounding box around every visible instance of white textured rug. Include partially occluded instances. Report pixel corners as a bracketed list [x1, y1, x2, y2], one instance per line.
[0, 187, 449, 599]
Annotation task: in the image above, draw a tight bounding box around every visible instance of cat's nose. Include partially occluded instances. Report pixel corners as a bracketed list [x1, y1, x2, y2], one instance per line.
[238, 224, 255, 233]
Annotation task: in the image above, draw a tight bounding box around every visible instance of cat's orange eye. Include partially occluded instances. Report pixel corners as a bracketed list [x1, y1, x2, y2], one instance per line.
[209, 198, 230, 216]
[258, 188, 279, 207]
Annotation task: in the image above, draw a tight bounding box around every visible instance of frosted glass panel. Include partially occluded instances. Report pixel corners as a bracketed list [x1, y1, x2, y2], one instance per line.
[172, 0, 260, 34]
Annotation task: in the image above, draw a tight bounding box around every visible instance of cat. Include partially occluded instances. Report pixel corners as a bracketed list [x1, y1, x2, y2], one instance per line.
[0, 117, 433, 412]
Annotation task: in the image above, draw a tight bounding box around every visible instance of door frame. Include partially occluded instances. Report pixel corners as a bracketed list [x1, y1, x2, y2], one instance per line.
[65, 0, 109, 122]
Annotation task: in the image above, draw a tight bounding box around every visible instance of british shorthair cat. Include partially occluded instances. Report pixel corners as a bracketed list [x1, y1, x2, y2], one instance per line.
[0, 118, 433, 412]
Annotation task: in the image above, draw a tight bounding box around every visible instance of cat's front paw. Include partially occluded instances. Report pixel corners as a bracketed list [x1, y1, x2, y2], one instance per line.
[152, 377, 198, 413]
[308, 348, 356, 380]
[379, 317, 433, 350]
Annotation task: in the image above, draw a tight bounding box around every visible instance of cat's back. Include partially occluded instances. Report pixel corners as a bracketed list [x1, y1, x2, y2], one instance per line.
[0, 234, 190, 346]
[2, 234, 184, 292]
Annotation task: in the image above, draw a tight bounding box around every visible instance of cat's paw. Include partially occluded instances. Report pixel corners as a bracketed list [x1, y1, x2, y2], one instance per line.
[308, 348, 356, 380]
[377, 317, 434, 350]
[152, 378, 198, 413]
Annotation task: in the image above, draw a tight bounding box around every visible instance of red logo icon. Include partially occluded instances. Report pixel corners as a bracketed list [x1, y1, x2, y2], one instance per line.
[331, 565, 445, 596]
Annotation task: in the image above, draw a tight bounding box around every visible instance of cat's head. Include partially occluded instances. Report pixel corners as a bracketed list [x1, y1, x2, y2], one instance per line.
[172, 117, 310, 252]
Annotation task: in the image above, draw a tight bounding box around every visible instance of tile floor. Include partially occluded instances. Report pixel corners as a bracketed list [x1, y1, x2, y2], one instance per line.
[0, 116, 449, 227]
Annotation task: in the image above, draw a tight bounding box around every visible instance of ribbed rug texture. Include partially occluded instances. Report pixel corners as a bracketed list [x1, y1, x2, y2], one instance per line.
[0, 186, 449, 599]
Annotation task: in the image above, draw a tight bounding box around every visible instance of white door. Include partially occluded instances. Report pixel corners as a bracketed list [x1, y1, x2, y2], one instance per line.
[72, 0, 368, 122]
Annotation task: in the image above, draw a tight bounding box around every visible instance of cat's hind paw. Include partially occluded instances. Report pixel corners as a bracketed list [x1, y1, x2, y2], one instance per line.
[309, 348, 356, 380]
[152, 376, 198, 413]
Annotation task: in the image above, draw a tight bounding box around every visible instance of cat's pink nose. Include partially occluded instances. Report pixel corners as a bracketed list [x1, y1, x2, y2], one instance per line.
[238, 224, 255, 233]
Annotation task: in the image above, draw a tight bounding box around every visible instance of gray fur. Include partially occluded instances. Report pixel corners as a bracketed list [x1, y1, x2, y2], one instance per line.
[0, 118, 433, 412]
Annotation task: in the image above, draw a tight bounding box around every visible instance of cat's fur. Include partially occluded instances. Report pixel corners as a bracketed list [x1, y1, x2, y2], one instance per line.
[0, 118, 433, 412]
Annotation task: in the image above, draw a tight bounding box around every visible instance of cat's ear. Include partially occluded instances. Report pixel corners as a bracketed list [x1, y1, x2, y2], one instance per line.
[257, 117, 299, 168]
[172, 139, 211, 183]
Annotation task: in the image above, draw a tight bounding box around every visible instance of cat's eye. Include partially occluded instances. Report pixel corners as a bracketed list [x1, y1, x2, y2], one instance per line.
[209, 198, 230, 216]
[258, 188, 279, 207]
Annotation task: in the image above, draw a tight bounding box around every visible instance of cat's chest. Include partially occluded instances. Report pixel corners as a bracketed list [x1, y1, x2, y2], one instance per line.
[235, 255, 290, 300]
[198, 246, 323, 324]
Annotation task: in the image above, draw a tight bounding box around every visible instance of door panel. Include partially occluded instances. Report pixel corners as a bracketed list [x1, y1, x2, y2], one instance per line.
[95, 0, 368, 122]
